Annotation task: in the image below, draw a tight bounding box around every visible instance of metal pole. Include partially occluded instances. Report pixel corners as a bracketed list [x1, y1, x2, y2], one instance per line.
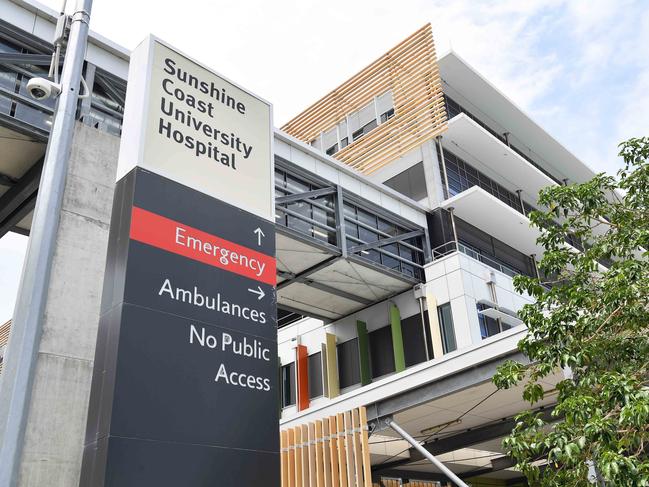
[436, 135, 450, 200]
[515, 189, 525, 215]
[448, 207, 458, 251]
[0, 2, 92, 485]
[530, 254, 541, 280]
[385, 418, 469, 487]
[335, 184, 347, 258]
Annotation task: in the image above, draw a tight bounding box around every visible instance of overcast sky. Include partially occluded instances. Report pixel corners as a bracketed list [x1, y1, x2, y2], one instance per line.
[1, 0, 648, 323]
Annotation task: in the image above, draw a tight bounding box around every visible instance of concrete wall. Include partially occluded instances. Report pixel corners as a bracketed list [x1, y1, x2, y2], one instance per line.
[17, 123, 118, 487]
[424, 252, 533, 347]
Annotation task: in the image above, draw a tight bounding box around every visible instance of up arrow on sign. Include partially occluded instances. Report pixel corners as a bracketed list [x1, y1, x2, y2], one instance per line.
[254, 227, 265, 246]
[248, 286, 266, 301]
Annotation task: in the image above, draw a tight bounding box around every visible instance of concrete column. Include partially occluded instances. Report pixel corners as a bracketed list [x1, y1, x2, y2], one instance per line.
[421, 139, 444, 207]
[15, 123, 118, 486]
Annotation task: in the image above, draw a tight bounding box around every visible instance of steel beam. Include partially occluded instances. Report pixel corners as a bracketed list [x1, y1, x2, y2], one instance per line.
[347, 254, 420, 285]
[0, 113, 49, 141]
[374, 469, 449, 483]
[10, 226, 30, 237]
[0, 172, 17, 187]
[276, 186, 335, 205]
[0, 53, 57, 65]
[411, 406, 555, 460]
[0, 158, 43, 239]
[0, 19, 52, 53]
[277, 256, 339, 291]
[335, 184, 347, 258]
[366, 351, 529, 422]
[94, 72, 126, 107]
[348, 229, 424, 254]
[0, 192, 36, 238]
[278, 267, 372, 304]
[301, 279, 372, 305]
[276, 304, 332, 323]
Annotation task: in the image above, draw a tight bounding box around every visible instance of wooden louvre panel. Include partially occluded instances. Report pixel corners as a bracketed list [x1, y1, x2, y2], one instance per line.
[281, 407, 374, 486]
[0, 320, 10, 376]
[0, 320, 10, 346]
[281, 24, 447, 175]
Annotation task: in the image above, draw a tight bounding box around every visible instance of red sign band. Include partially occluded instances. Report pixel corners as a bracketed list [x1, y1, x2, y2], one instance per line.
[129, 206, 276, 286]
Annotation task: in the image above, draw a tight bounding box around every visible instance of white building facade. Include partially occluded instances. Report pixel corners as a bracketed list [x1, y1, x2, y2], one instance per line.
[0, 2, 598, 485]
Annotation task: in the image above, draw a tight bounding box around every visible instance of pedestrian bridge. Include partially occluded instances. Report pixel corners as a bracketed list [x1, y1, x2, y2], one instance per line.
[0, 49, 431, 325]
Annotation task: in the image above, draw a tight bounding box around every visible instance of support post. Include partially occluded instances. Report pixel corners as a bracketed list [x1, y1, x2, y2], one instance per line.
[0, 2, 92, 485]
[448, 207, 458, 250]
[515, 189, 525, 215]
[530, 254, 541, 280]
[385, 418, 469, 487]
[335, 184, 347, 258]
[436, 135, 450, 200]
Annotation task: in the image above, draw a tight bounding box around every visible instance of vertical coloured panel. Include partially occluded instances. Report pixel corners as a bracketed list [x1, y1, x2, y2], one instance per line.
[325, 334, 340, 398]
[296, 344, 310, 411]
[426, 293, 444, 358]
[356, 321, 372, 386]
[321, 343, 329, 398]
[390, 304, 406, 372]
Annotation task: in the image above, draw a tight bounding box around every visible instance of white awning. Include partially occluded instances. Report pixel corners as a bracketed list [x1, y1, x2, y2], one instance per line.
[479, 307, 524, 328]
[443, 114, 558, 202]
[441, 186, 545, 257]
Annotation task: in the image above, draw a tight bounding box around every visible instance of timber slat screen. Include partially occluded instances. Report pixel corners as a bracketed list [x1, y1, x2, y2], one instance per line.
[281, 407, 373, 487]
[0, 320, 11, 375]
[281, 24, 447, 175]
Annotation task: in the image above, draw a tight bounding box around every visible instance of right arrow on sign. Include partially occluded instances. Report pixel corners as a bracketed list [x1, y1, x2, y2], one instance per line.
[253, 227, 265, 246]
[248, 286, 266, 301]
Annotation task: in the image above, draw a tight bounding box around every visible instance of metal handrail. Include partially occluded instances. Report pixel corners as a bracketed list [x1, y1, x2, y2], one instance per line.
[429, 240, 522, 278]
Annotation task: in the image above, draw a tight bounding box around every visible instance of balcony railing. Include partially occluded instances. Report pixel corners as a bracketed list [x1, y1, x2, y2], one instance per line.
[430, 240, 525, 279]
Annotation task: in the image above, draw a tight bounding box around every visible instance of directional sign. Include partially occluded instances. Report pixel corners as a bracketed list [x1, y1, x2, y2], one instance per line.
[81, 34, 277, 487]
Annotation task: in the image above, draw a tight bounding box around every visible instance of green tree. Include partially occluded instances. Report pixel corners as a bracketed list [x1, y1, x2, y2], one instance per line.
[493, 137, 649, 486]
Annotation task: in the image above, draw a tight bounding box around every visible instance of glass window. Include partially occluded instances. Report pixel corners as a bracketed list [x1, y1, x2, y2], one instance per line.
[438, 303, 457, 353]
[337, 338, 361, 389]
[352, 119, 378, 141]
[326, 144, 338, 156]
[308, 352, 323, 399]
[274, 167, 337, 244]
[380, 108, 395, 123]
[477, 303, 509, 339]
[341, 199, 424, 279]
[369, 326, 395, 378]
[281, 362, 296, 407]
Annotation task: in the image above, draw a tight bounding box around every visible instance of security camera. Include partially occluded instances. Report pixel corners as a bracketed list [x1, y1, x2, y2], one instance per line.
[26, 77, 61, 101]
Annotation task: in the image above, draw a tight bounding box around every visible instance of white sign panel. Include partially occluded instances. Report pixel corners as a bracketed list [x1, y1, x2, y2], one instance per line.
[118, 36, 273, 221]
